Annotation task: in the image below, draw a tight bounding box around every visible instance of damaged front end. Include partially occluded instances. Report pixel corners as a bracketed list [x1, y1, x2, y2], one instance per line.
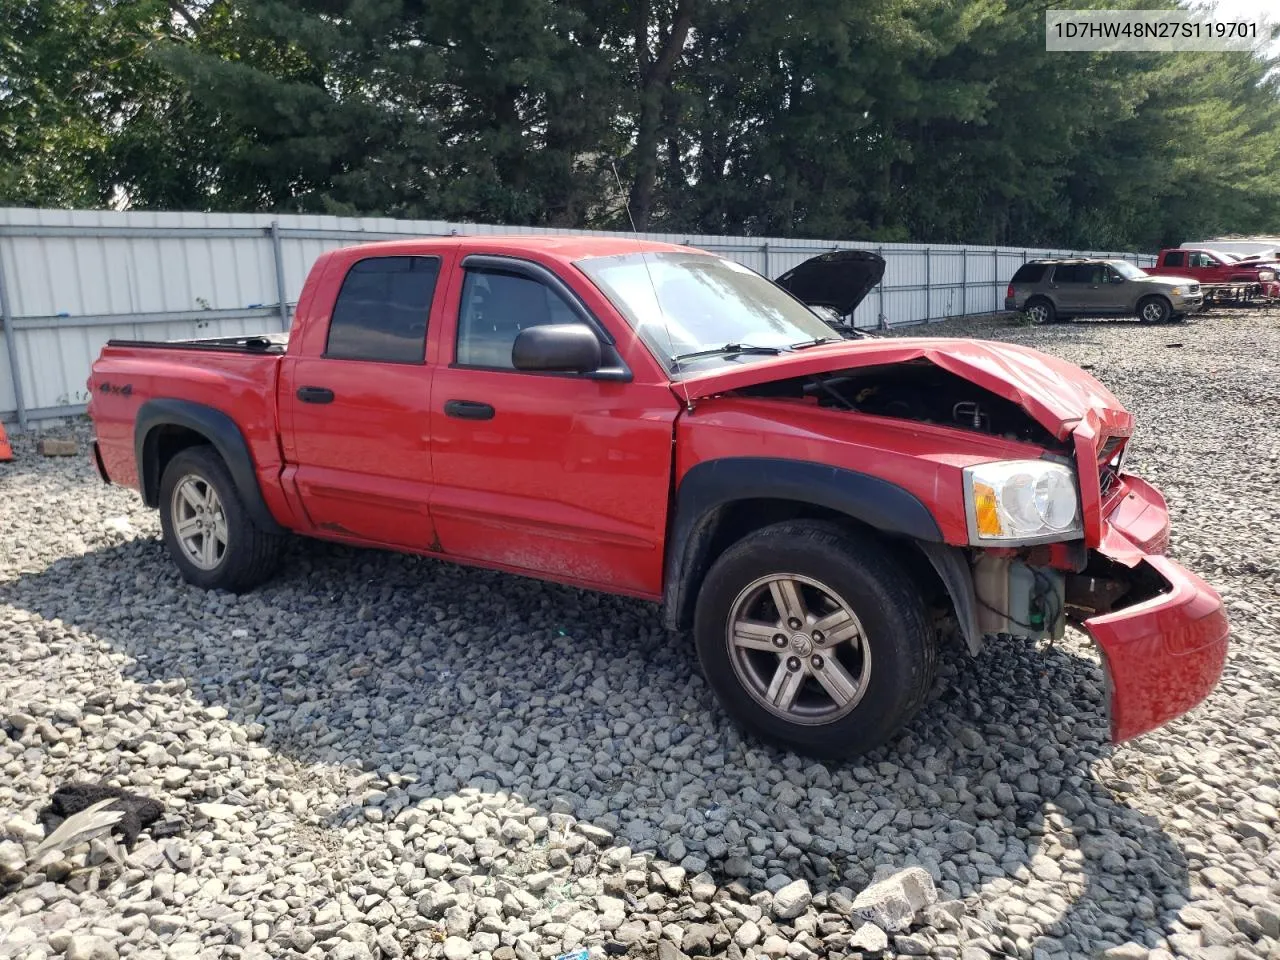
[957, 472, 1228, 743]
[687, 338, 1228, 744]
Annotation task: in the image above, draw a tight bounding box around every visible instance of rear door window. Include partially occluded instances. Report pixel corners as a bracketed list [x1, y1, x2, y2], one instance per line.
[1051, 264, 1090, 283]
[1163, 251, 1186, 268]
[326, 256, 440, 364]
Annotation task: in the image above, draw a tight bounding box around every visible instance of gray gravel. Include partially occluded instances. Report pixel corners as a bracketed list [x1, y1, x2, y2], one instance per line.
[3, 306, 1280, 960]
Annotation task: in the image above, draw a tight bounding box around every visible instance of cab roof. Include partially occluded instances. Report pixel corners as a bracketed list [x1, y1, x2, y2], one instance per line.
[324, 234, 696, 264]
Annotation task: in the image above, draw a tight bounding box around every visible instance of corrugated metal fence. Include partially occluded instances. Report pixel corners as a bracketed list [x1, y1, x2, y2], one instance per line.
[0, 207, 1156, 427]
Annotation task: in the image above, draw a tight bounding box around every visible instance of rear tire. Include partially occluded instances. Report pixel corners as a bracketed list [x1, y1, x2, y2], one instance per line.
[1024, 297, 1055, 325]
[1137, 296, 1171, 324]
[693, 521, 937, 760]
[158, 446, 282, 592]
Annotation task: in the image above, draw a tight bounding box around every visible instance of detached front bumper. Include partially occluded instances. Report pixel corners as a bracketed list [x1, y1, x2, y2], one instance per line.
[1079, 476, 1229, 742]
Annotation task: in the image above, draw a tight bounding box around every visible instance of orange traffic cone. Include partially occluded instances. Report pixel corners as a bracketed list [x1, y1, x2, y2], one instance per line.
[0, 422, 13, 462]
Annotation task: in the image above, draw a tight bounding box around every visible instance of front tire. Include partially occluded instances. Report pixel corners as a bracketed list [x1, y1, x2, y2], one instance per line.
[1137, 296, 1171, 324]
[158, 446, 282, 592]
[693, 521, 937, 760]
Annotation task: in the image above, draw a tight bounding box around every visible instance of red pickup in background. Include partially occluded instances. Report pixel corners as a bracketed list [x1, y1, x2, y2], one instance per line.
[85, 236, 1229, 759]
[1150, 247, 1280, 299]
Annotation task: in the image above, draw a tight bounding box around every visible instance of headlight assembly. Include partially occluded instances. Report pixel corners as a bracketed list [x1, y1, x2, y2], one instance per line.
[964, 460, 1083, 545]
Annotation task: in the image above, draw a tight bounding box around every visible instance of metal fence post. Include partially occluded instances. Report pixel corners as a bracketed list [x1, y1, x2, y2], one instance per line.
[270, 221, 290, 332]
[877, 246, 887, 329]
[924, 247, 931, 323]
[0, 248, 27, 430]
[961, 247, 968, 316]
[762, 242, 771, 278]
[993, 248, 999, 311]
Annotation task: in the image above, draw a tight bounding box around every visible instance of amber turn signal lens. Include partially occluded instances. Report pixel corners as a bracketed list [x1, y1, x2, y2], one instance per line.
[973, 481, 1002, 537]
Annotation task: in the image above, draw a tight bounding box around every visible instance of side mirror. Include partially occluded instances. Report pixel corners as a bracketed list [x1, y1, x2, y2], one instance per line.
[512, 323, 602, 373]
[1111, 275, 1126, 283]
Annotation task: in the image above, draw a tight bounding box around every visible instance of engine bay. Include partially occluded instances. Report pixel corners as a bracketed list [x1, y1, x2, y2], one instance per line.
[739, 359, 1062, 447]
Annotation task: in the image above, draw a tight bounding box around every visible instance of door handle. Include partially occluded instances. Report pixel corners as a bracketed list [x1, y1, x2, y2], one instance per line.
[297, 386, 335, 404]
[444, 400, 495, 420]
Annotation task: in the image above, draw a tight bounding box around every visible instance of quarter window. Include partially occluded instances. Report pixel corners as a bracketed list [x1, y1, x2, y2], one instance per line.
[326, 256, 439, 363]
[1164, 251, 1186, 267]
[456, 269, 580, 369]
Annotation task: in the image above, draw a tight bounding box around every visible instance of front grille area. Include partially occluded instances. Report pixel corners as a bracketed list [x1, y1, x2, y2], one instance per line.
[1098, 436, 1126, 501]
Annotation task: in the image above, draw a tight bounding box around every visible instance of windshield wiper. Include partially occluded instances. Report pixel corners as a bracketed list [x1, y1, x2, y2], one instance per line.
[671, 342, 787, 363]
[791, 337, 835, 349]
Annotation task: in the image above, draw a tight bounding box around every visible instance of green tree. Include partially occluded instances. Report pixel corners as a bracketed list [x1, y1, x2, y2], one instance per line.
[1, 0, 172, 206]
[5, 0, 1280, 253]
[155, 0, 628, 222]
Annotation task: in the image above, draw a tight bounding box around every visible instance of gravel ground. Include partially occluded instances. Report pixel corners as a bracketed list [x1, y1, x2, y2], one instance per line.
[2, 306, 1279, 960]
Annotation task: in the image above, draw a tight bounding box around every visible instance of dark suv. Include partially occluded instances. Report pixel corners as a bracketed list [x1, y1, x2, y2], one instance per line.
[1005, 258, 1202, 324]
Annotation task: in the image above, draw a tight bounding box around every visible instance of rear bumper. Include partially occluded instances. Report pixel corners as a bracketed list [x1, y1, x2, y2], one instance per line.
[1081, 478, 1228, 742]
[1004, 296, 1017, 311]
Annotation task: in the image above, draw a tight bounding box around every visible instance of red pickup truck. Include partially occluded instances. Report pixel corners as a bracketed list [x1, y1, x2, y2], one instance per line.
[86, 236, 1229, 759]
[1149, 247, 1280, 298]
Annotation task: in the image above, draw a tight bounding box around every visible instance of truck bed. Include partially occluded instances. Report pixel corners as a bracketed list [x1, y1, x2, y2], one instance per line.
[105, 332, 289, 354]
[89, 334, 288, 499]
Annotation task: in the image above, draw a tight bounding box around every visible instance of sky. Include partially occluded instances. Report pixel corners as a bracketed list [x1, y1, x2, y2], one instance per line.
[1196, 0, 1280, 56]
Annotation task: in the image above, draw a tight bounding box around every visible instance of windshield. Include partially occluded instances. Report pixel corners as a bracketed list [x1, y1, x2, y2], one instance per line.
[1110, 261, 1148, 280]
[575, 252, 835, 370]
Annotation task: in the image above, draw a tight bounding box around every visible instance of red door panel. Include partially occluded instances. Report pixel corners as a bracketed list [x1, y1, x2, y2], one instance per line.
[424, 252, 679, 597]
[282, 357, 435, 548]
[1185, 252, 1217, 284]
[429, 368, 678, 597]
[280, 251, 450, 550]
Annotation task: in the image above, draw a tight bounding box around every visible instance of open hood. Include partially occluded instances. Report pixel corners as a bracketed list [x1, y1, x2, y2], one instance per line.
[774, 250, 886, 317]
[677, 336, 1133, 444]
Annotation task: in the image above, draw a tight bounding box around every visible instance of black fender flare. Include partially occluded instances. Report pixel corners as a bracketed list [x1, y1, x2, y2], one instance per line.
[662, 457, 943, 630]
[916, 541, 982, 655]
[134, 398, 284, 534]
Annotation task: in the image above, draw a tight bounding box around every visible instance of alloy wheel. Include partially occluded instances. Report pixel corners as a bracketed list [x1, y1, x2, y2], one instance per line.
[170, 474, 228, 570]
[725, 573, 871, 725]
